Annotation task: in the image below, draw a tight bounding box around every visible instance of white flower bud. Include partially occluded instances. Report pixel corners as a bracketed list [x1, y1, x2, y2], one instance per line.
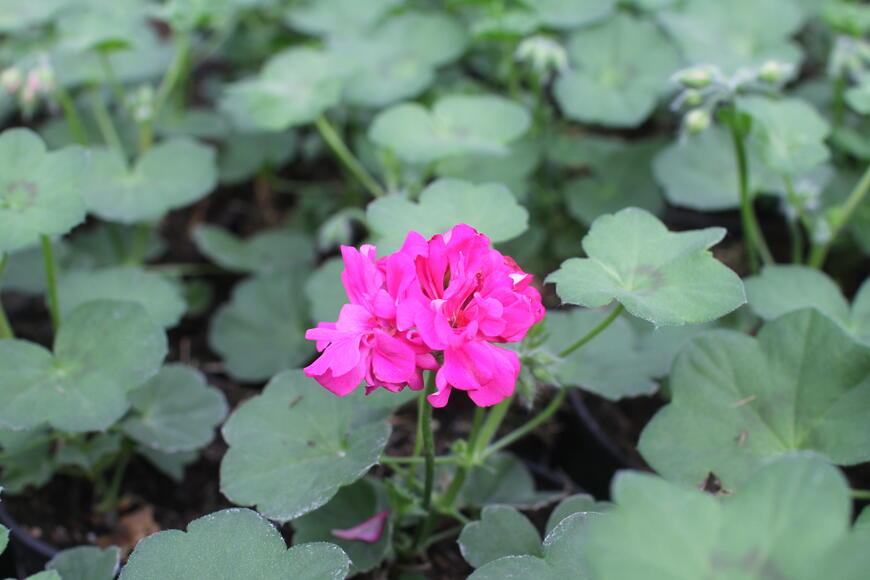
[684, 108, 711, 134]
[515, 35, 569, 77]
[674, 65, 717, 89]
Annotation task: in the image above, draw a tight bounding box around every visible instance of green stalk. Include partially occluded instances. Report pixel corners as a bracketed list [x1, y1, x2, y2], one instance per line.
[91, 92, 124, 154]
[380, 455, 462, 466]
[97, 441, 133, 513]
[419, 374, 437, 513]
[728, 119, 774, 271]
[559, 304, 624, 358]
[808, 164, 870, 269]
[850, 489, 870, 500]
[0, 253, 14, 339]
[40, 235, 61, 332]
[484, 387, 567, 459]
[54, 84, 88, 145]
[97, 51, 127, 108]
[471, 399, 511, 460]
[314, 115, 386, 199]
[139, 32, 191, 152]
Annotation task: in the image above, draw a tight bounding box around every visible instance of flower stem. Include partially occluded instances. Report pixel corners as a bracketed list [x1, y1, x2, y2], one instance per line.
[314, 115, 386, 199]
[97, 440, 133, 513]
[808, 164, 870, 269]
[54, 84, 88, 145]
[40, 235, 61, 332]
[139, 32, 190, 152]
[419, 374, 437, 513]
[0, 253, 14, 339]
[97, 51, 127, 109]
[484, 386, 567, 459]
[91, 91, 124, 155]
[472, 399, 511, 460]
[851, 488, 870, 500]
[380, 455, 462, 466]
[728, 117, 773, 271]
[559, 304, 624, 358]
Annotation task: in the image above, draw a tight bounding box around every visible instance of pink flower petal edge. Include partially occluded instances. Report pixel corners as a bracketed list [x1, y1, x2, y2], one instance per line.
[304, 224, 545, 408]
[330, 509, 391, 543]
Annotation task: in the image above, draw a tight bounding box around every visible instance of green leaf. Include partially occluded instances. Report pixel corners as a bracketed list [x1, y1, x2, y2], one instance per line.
[0, 128, 87, 252]
[209, 271, 313, 382]
[193, 225, 314, 274]
[639, 309, 870, 489]
[738, 96, 830, 175]
[581, 454, 851, 580]
[563, 138, 664, 225]
[529, 0, 616, 28]
[459, 506, 542, 568]
[369, 95, 530, 164]
[460, 453, 560, 510]
[220, 48, 344, 131]
[55, 432, 122, 472]
[292, 478, 391, 574]
[17, 572, 61, 580]
[285, 0, 401, 36]
[435, 136, 541, 201]
[846, 80, 870, 115]
[138, 447, 198, 482]
[542, 309, 661, 399]
[653, 127, 778, 211]
[122, 364, 227, 453]
[745, 266, 870, 345]
[220, 370, 391, 521]
[219, 131, 297, 185]
[0, 300, 166, 432]
[661, 0, 805, 74]
[335, 12, 468, 108]
[0, 0, 69, 32]
[83, 138, 217, 223]
[469, 512, 595, 580]
[57, 0, 148, 53]
[304, 258, 346, 324]
[47, 546, 120, 580]
[0, 427, 55, 493]
[58, 266, 186, 328]
[554, 14, 680, 128]
[545, 494, 612, 536]
[119, 508, 350, 580]
[366, 178, 528, 254]
[547, 208, 745, 326]
[0, 524, 6, 557]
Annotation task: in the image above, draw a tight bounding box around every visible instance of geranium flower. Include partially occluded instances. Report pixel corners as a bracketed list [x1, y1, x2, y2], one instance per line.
[304, 225, 544, 407]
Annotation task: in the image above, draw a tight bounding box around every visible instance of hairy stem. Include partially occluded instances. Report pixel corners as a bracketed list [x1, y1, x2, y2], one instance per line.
[40, 235, 61, 332]
[315, 115, 386, 198]
[559, 304, 624, 358]
[808, 164, 870, 269]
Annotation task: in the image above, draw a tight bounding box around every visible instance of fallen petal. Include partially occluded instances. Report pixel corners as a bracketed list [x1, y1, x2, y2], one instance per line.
[331, 509, 391, 543]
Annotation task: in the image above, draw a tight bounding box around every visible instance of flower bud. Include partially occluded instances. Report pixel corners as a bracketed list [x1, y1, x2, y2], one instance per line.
[758, 60, 791, 84]
[683, 89, 704, 107]
[674, 66, 716, 89]
[515, 35, 569, 77]
[127, 85, 155, 123]
[0, 67, 22, 94]
[684, 109, 711, 134]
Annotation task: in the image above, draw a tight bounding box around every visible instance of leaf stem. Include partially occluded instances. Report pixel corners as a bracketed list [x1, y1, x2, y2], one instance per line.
[0, 253, 14, 339]
[850, 489, 870, 500]
[40, 235, 61, 332]
[97, 51, 127, 109]
[380, 455, 462, 466]
[140, 32, 191, 152]
[314, 115, 386, 198]
[91, 92, 125, 155]
[728, 118, 773, 271]
[484, 386, 567, 459]
[807, 164, 870, 269]
[472, 399, 511, 460]
[54, 84, 88, 145]
[97, 441, 133, 513]
[559, 304, 624, 358]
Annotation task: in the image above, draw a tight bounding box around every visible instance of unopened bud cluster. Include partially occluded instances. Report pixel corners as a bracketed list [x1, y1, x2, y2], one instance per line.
[515, 35, 568, 80]
[670, 60, 796, 136]
[1, 58, 56, 117]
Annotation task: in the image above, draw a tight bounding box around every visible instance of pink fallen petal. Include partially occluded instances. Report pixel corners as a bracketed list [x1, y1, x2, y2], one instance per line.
[331, 510, 391, 543]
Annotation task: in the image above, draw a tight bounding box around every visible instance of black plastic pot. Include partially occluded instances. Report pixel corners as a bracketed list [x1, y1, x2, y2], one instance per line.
[0, 505, 58, 579]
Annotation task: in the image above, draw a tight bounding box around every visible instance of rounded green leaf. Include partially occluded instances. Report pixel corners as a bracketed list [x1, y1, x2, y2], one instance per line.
[47, 546, 120, 580]
[285, 0, 401, 36]
[581, 454, 850, 580]
[545, 494, 612, 536]
[435, 136, 542, 200]
[209, 271, 313, 382]
[220, 48, 344, 131]
[459, 453, 560, 510]
[0, 0, 69, 32]
[0, 524, 7, 556]
[547, 208, 746, 326]
[0, 427, 55, 493]
[542, 309, 661, 399]
[369, 95, 530, 164]
[0, 128, 87, 252]
[554, 14, 680, 127]
[220, 370, 391, 521]
[0, 300, 166, 432]
[336, 12, 467, 107]
[653, 127, 779, 211]
[292, 478, 391, 574]
[218, 131, 297, 185]
[122, 364, 228, 453]
[193, 225, 314, 274]
[459, 506, 542, 568]
[738, 96, 830, 175]
[58, 266, 186, 328]
[304, 258, 346, 324]
[639, 310, 870, 489]
[119, 508, 350, 580]
[366, 178, 528, 253]
[530, 0, 616, 28]
[745, 264, 850, 326]
[661, 0, 804, 74]
[83, 138, 217, 223]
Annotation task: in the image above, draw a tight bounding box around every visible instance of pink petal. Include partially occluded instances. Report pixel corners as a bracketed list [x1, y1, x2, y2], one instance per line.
[331, 510, 390, 543]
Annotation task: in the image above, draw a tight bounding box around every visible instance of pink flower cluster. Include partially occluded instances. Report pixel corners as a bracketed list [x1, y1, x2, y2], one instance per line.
[305, 225, 544, 407]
